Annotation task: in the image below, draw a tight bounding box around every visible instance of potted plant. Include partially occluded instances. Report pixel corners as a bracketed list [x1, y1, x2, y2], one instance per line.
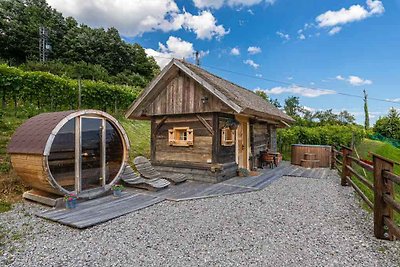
[112, 184, 124, 197]
[64, 193, 77, 209]
[237, 167, 250, 177]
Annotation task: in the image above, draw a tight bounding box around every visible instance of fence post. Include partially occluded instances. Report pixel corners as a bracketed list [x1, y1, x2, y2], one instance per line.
[341, 146, 352, 186]
[373, 154, 394, 240]
[331, 147, 335, 169]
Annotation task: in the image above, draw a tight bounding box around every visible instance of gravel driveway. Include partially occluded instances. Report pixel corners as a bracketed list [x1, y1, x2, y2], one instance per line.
[1, 171, 399, 266]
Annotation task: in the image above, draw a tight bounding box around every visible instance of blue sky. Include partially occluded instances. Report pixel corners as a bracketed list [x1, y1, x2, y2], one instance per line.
[47, 0, 400, 124]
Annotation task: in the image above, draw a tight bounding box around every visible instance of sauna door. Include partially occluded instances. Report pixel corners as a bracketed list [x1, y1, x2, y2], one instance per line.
[236, 116, 249, 169]
[80, 117, 105, 191]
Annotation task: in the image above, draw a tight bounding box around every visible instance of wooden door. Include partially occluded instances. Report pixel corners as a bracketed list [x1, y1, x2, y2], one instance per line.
[236, 116, 249, 169]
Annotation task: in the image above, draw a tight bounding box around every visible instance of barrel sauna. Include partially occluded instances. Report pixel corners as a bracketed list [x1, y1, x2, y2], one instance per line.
[291, 144, 332, 168]
[7, 110, 130, 202]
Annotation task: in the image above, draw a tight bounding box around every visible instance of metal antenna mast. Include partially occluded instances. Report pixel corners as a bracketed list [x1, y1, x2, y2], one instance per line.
[39, 26, 50, 62]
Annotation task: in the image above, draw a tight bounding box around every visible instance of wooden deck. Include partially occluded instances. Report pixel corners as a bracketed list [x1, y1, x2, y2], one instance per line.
[37, 192, 164, 229]
[37, 163, 331, 229]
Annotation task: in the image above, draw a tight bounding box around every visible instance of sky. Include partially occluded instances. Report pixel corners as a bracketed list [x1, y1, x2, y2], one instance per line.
[46, 0, 400, 124]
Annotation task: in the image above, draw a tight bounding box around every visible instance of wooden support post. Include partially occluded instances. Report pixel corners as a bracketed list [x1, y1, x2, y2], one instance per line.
[373, 154, 394, 240]
[331, 147, 335, 170]
[341, 146, 352, 186]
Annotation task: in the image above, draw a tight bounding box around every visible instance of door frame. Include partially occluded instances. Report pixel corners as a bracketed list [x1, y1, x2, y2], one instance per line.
[235, 115, 250, 170]
[75, 115, 106, 194]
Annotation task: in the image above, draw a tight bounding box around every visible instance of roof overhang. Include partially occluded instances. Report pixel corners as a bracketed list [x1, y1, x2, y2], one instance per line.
[241, 108, 294, 127]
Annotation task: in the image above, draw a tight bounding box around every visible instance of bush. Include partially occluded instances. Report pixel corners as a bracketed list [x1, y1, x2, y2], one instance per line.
[0, 65, 140, 113]
[277, 125, 366, 158]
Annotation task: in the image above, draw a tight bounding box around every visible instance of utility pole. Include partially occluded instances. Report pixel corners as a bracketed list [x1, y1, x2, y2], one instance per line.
[78, 78, 82, 109]
[363, 89, 370, 130]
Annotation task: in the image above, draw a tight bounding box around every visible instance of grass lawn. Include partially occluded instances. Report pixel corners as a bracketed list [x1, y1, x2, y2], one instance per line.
[0, 110, 151, 213]
[352, 139, 400, 225]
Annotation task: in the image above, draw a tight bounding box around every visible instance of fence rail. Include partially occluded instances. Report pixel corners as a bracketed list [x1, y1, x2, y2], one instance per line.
[332, 146, 400, 241]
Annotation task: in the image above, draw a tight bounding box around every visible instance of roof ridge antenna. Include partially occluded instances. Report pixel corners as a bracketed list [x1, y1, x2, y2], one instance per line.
[194, 51, 200, 66]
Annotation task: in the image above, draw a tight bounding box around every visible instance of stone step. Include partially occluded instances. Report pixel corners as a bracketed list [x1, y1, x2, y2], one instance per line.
[304, 153, 317, 160]
[300, 159, 320, 169]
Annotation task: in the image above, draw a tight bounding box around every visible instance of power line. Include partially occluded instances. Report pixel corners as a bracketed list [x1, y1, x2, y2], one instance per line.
[150, 54, 400, 105]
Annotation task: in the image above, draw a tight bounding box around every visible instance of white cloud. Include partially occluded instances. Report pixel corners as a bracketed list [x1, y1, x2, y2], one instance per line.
[348, 75, 372, 86]
[247, 46, 262, 55]
[367, 0, 385, 15]
[243, 59, 259, 69]
[276, 31, 290, 41]
[298, 34, 306, 40]
[193, 0, 225, 9]
[336, 75, 372, 86]
[287, 76, 293, 80]
[256, 74, 263, 77]
[230, 47, 240, 56]
[194, 0, 275, 9]
[316, 0, 384, 28]
[328, 26, 342, 35]
[261, 85, 336, 98]
[386, 98, 400, 103]
[176, 11, 229, 40]
[145, 36, 195, 68]
[46, 0, 228, 39]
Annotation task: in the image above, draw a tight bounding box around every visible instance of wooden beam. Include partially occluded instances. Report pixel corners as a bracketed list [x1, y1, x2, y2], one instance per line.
[196, 114, 214, 135]
[152, 116, 168, 138]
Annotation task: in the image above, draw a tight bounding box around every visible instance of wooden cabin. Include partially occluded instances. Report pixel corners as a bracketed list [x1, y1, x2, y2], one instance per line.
[7, 110, 130, 205]
[126, 59, 294, 183]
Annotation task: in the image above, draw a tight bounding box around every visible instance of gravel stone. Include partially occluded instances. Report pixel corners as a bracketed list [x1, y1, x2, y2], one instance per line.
[1, 170, 399, 266]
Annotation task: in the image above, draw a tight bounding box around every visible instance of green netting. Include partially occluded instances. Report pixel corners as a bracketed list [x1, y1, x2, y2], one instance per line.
[369, 133, 400, 148]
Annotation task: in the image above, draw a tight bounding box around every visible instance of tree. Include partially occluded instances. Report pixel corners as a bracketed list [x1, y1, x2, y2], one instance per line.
[374, 108, 400, 139]
[338, 110, 355, 125]
[255, 90, 269, 101]
[284, 96, 301, 118]
[313, 109, 339, 125]
[0, 0, 160, 85]
[0, 0, 67, 64]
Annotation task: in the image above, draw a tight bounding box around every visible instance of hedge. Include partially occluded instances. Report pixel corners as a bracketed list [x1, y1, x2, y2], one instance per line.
[277, 125, 366, 158]
[0, 64, 141, 113]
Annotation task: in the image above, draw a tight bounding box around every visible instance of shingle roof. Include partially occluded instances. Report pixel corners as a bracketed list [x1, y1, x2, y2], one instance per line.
[7, 111, 75, 155]
[178, 60, 294, 122]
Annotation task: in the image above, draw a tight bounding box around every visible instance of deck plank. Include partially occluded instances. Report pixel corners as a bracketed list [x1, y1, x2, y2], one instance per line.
[37, 192, 164, 228]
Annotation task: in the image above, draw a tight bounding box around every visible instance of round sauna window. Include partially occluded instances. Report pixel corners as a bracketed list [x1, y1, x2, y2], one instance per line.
[47, 115, 127, 194]
[48, 119, 76, 192]
[105, 120, 124, 184]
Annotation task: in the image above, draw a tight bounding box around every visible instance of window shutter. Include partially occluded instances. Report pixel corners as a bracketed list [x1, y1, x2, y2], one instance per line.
[168, 129, 174, 145]
[221, 128, 227, 146]
[221, 128, 235, 146]
[187, 129, 194, 145]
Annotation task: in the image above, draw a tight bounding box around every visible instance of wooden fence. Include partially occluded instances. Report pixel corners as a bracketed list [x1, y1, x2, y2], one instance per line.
[332, 146, 400, 240]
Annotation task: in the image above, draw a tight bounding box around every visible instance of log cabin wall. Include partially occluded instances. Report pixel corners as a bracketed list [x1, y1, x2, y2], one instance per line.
[152, 114, 214, 164]
[212, 114, 236, 164]
[144, 71, 229, 116]
[269, 125, 278, 152]
[251, 122, 270, 168]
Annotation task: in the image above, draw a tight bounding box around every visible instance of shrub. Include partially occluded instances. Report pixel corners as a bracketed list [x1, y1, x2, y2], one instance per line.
[0, 65, 140, 113]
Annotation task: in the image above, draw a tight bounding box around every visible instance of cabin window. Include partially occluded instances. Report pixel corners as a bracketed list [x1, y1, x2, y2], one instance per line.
[221, 127, 235, 146]
[169, 127, 194, 146]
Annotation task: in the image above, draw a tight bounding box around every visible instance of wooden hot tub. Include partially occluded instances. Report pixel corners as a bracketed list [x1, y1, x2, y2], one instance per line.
[291, 144, 332, 168]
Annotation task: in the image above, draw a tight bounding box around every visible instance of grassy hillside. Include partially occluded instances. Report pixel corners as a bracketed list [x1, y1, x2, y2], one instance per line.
[353, 139, 400, 225]
[0, 111, 151, 212]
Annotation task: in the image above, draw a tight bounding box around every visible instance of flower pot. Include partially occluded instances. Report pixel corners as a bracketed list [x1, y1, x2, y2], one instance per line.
[113, 189, 122, 197]
[66, 198, 77, 209]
